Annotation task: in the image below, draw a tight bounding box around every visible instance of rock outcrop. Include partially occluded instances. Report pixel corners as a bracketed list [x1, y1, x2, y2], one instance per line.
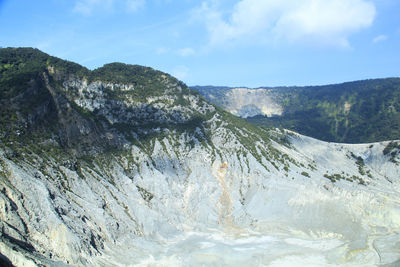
[0, 48, 399, 266]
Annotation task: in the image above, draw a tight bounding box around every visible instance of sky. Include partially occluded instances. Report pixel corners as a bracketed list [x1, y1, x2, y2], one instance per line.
[0, 0, 399, 87]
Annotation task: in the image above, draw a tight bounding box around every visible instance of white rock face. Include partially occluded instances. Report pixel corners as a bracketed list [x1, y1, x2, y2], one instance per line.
[1, 128, 400, 266]
[214, 88, 282, 118]
[1, 76, 400, 266]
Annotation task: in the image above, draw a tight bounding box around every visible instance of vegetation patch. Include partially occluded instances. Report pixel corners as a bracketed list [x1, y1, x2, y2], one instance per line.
[300, 171, 310, 178]
[383, 141, 400, 163]
[324, 173, 366, 185]
[350, 152, 366, 175]
[198, 78, 400, 143]
[136, 186, 154, 203]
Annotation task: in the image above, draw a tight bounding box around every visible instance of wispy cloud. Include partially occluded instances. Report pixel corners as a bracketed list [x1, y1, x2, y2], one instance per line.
[156, 47, 169, 55]
[177, 47, 195, 57]
[373, 34, 388, 43]
[74, 0, 112, 15]
[195, 0, 376, 47]
[171, 65, 189, 81]
[74, 0, 145, 15]
[126, 0, 145, 12]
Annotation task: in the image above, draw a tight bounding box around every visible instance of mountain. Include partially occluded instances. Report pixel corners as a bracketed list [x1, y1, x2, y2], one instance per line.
[1, 48, 400, 266]
[193, 79, 400, 143]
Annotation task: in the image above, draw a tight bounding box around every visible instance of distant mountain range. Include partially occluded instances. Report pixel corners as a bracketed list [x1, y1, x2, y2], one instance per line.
[193, 78, 400, 143]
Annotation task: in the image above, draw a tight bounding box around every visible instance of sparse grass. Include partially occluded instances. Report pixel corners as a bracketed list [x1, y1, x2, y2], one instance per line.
[383, 141, 400, 163]
[136, 186, 153, 203]
[301, 171, 310, 178]
[324, 173, 366, 185]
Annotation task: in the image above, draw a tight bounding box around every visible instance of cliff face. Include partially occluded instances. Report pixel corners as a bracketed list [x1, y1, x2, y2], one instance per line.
[194, 79, 400, 143]
[204, 87, 283, 118]
[1, 48, 400, 266]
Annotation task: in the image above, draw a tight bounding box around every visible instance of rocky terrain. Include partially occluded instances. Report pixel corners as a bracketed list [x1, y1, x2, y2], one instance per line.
[191, 87, 283, 118]
[0, 48, 400, 266]
[194, 79, 400, 143]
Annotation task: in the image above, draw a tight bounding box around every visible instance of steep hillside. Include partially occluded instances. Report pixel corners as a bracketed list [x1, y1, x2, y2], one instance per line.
[0, 48, 400, 266]
[193, 79, 400, 143]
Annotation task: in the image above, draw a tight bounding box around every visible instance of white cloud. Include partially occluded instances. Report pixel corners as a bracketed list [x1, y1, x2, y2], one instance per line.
[196, 0, 376, 47]
[177, 47, 195, 57]
[156, 47, 169, 55]
[373, 34, 388, 43]
[126, 0, 145, 12]
[74, 0, 113, 15]
[171, 66, 189, 81]
[74, 0, 145, 15]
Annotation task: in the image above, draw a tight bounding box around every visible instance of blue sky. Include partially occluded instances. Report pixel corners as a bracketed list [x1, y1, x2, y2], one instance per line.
[0, 0, 399, 87]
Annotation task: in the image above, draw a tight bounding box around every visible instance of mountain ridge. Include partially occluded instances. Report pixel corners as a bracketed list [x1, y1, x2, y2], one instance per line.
[0, 48, 399, 266]
[193, 77, 400, 143]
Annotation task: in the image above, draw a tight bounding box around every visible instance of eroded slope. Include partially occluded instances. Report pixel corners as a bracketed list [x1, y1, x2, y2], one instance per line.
[0, 48, 399, 266]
